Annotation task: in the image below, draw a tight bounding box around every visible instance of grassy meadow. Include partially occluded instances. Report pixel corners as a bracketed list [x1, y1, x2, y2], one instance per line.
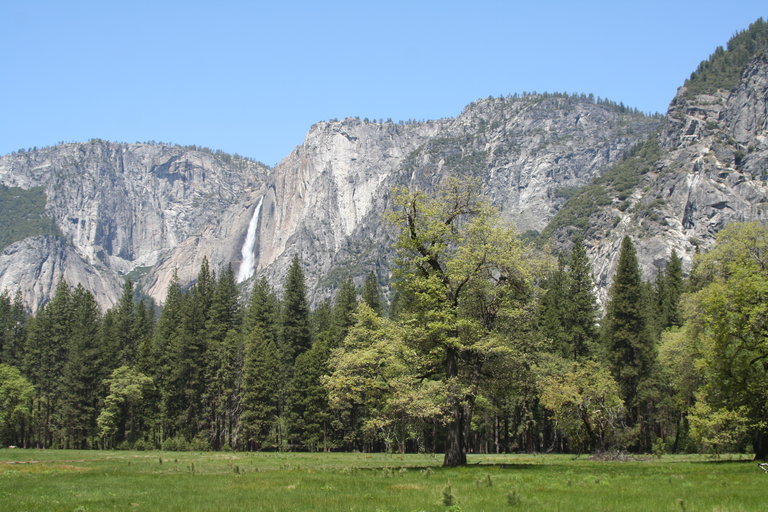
[0, 450, 764, 511]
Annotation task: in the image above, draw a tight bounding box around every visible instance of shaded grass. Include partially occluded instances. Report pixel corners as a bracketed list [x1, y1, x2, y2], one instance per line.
[0, 451, 763, 511]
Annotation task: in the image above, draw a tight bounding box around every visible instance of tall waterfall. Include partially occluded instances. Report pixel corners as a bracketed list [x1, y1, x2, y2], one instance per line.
[236, 196, 264, 283]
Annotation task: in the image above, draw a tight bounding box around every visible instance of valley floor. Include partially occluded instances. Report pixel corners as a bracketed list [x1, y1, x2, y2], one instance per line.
[0, 450, 762, 511]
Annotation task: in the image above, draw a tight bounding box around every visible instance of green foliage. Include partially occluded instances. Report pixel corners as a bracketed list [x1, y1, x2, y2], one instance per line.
[540, 360, 626, 452]
[388, 178, 537, 465]
[680, 222, 768, 458]
[685, 18, 768, 97]
[688, 398, 750, 455]
[281, 255, 311, 362]
[60, 285, 105, 448]
[361, 271, 383, 315]
[97, 366, 154, 447]
[240, 325, 281, 450]
[325, 304, 445, 453]
[0, 363, 34, 446]
[0, 184, 60, 250]
[543, 137, 661, 237]
[601, 237, 657, 432]
[0, 290, 26, 368]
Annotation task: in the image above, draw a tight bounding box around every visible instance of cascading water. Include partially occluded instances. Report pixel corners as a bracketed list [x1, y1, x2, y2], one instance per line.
[236, 196, 264, 283]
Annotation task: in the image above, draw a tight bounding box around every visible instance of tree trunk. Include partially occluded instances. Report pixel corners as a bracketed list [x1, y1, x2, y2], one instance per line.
[754, 430, 768, 460]
[443, 347, 467, 466]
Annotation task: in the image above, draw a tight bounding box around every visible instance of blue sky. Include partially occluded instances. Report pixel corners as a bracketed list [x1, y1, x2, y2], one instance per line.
[1, 1, 765, 166]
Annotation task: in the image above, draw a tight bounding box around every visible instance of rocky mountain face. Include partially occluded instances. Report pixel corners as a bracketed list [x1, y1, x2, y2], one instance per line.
[0, 142, 269, 310]
[549, 52, 768, 303]
[0, 96, 657, 310]
[248, 95, 658, 302]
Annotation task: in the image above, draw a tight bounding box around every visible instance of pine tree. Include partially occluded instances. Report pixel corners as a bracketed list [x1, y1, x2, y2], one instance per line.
[244, 277, 279, 344]
[152, 273, 184, 442]
[537, 257, 569, 356]
[332, 278, 358, 347]
[361, 271, 383, 315]
[240, 324, 281, 450]
[133, 300, 156, 374]
[115, 279, 137, 366]
[60, 285, 103, 448]
[204, 264, 243, 449]
[564, 238, 599, 359]
[656, 251, 684, 330]
[24, 278, 72, 447]
[165, 260, 215, 440]
[602, 237, 656, 428]
[0, 292, 10, 365]
[280, 255, 311, 362]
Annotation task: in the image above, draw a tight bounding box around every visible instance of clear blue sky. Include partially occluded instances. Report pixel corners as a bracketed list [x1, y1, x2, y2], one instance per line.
[1, 1, 765, 166]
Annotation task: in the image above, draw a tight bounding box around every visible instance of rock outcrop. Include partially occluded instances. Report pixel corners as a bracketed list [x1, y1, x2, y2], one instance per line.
[550, 53, 768, 303]
[0, 95, 658, 310]
[0, 141, 269, 309]
[253, 95, 659, 302]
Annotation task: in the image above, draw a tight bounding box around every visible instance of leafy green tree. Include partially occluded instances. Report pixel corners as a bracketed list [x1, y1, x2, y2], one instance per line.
[540, 360, 626, 453]
[681, 222, 768, 459]
[388, 179, 533, 466]
[0, 363, 34, 447]
[97, 366, 154, 447]
[325, 304, 443, 452]
[657, 327, 702, 452]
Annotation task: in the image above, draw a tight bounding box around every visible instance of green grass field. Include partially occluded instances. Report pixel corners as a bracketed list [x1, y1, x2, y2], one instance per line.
[0, 450, 764, 511]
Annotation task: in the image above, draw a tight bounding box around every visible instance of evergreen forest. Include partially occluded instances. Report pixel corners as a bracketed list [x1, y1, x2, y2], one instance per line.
[1, 180, 766, 466]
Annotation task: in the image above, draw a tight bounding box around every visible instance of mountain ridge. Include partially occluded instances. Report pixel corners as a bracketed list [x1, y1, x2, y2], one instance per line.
[3, 17, 767, 311]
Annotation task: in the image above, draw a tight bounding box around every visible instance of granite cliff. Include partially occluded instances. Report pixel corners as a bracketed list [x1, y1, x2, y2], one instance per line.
[2, 20, 766, 310]
[547, 51, 768, 303]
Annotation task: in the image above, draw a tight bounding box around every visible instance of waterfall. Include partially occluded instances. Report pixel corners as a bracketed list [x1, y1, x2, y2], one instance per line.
[236, 196, 264, 283]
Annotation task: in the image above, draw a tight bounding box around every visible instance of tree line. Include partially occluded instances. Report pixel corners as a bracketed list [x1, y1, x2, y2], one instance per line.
[0, 180, 766, 465]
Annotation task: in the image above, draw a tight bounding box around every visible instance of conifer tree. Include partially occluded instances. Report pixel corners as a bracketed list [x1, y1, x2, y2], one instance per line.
[152, 273, 184, 440]
[8, 291, 26, 367]
[0, 293, 11, 365]
[602, 237, 656, 429]
[332, 278, 358, 346]
[165, 260, 214, 440]
[244, 277, 279, 344]
[537, 257, 569, 356]
[564, 238, 599, 359]
[23, 278, 72, 447]
[60, 285, 103, 448]
[204, 265, 243, 449]
[361, 271, 383, 315]
[656, 251, 684, 330]
[240, 324, 281, 450]
[280, 255, 311, 362]
[115, 279, 138, 366]
[133, 300, 156, 374]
